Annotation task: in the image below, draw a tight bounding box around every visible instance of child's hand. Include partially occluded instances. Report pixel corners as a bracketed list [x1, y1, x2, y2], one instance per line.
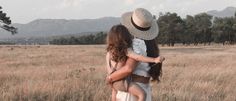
[154, 56, 165, 63]
[160, 56, 165, 62]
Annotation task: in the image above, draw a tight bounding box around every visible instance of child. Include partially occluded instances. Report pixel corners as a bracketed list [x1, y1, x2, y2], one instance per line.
[106, 25, 164, 101]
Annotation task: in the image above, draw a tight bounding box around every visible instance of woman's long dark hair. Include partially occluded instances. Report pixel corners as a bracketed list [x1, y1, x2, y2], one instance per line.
[144, 39, 162, 82]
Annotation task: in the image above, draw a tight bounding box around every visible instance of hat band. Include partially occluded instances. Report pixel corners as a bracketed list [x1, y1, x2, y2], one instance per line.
[131, 17, 151, 31]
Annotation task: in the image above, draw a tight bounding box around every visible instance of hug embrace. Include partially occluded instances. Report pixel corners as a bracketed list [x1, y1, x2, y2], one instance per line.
[105, 8, 165, 101]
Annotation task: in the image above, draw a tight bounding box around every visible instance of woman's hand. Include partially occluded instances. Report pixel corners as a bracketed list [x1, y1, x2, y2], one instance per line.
[154, 56, 165, 63]
[105, 76, 113, 88]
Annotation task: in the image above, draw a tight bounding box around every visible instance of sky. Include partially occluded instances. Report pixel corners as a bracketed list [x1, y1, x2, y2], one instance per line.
[0, 0, 236, 24]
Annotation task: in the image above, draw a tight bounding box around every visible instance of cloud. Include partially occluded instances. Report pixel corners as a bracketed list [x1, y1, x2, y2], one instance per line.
[61, 0, 80, 8]
[1, 0, 236, 23]
[125, 0, 135, 4]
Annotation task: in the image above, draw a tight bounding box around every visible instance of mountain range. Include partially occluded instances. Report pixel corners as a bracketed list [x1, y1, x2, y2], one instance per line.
[0, 6, 235, 40]
[0, 17, 120, 39]
[207, 6, 236, 18]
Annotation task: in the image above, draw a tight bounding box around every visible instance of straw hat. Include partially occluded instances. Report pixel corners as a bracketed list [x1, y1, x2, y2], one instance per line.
[121, 8, 159, 40]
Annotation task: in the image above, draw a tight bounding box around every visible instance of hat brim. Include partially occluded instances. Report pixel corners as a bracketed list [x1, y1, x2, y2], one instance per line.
[121, 12, 159, 40]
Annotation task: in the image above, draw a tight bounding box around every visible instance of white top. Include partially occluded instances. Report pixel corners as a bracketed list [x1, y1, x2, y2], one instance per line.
[132, 38, 151, 77]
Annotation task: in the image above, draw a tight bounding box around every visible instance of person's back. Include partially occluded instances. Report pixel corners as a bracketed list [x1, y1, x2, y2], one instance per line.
[106, 25, 164, 101]
[106, 8, 164, 101]
[105, 25, 146, 101]
[106, 52, 128, 91]
[106, 52, 147, 101]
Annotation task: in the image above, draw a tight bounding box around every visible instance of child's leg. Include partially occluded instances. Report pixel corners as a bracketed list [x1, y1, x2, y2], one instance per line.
[112, 88, 117, 101]
[128, 83, 146, 101]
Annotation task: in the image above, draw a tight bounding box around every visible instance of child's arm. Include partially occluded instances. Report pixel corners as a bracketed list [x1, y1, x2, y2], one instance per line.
[127, 49, 161, 63]
[112, 88, 117, 101]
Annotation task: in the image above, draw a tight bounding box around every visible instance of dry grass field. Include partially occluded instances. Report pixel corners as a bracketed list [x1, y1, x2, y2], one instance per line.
[0, 45, 235, 101]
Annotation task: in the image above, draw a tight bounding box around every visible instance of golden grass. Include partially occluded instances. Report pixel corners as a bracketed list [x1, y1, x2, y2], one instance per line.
[0, 45, 235, 101]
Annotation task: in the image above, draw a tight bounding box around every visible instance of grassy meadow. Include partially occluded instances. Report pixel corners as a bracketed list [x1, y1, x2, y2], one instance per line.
[0, 45, 235, 101]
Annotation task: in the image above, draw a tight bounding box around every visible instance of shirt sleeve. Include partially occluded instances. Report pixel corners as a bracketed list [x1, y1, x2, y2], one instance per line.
[132, 39, 142, 55]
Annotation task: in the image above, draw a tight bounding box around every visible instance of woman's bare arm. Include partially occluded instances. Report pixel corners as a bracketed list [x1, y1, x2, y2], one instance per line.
[106, 52, 112, 74]
[108, 57, 138, 82]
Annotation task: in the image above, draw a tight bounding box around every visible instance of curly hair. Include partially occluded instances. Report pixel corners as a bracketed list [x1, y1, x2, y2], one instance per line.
[106, 25, 133, 62]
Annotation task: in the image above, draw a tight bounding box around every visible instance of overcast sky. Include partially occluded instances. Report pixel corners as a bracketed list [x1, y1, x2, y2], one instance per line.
[0, 0, 236, 24]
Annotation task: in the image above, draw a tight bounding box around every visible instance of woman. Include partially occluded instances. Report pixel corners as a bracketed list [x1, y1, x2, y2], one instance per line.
[106, 25, 163, 101]
[106, 8, 163, 101]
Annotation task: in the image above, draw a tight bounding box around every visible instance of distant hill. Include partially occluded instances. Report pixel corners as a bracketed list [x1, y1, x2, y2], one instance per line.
[1, 6, 236, 44]
[0, 17, 120, 39]
[207, 7, 236, 18]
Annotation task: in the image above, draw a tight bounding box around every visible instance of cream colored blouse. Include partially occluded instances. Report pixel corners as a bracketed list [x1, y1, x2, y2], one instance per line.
[132, 38, 151, 77]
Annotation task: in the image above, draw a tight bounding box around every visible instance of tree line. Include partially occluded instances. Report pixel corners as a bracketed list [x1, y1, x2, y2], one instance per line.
[50, 32, 106, 45]
[50, 12, 236, 46]
[157, 12, 236, 46]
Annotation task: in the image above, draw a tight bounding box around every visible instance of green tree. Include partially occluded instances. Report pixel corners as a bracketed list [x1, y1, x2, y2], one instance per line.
[94, 32, 107, 44]
[182, 15, 195, 45]
[50, 32, 107, 45]
[193, 13, 213, 45]
[157, 12, 184, 46]
[212, 17, 236, 45]
[69, 36, 79, 45]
